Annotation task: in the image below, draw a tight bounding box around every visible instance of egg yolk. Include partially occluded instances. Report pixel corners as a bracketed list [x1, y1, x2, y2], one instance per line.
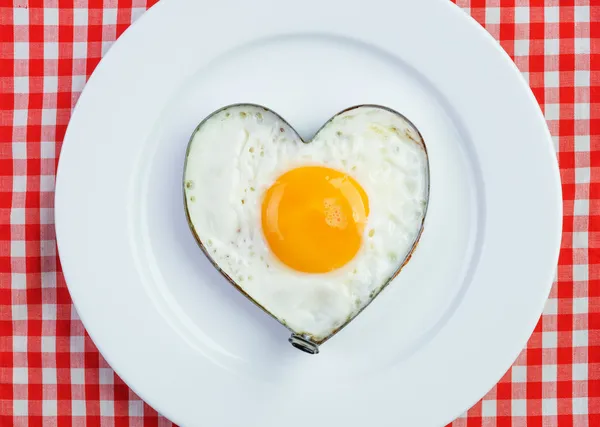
[261, 166, 369, 273]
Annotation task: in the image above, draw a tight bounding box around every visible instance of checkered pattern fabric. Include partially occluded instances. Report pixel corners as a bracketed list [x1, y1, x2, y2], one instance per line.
[0, 0, 598, 426]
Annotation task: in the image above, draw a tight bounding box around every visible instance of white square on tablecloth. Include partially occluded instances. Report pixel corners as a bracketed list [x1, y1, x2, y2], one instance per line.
[40, 208, 55, 225]
[545, 103, 559, 120]
[512, 399, 527, 417]
[13, 400, 28, 416]
[41, 335, 56, 351]
[13, 175, 26, 192]
[72, 400, 86, 416]
[514, 40, 529, 56]
[514, 6, 529, 23]
[100, 368, 114, 385]
[573, 297, 588, 314]
[572, 232, 588, 249]
[13, 335, 27, 352]
[70, 335, 85, 353]
[12, 142, 27, 161]
[103, 8, 118, 25]
[41, 240, 56, 257]
[574, 199, 589, 216]
[44, 8, 59, 26]
[575, 38, 590, 54]
[512, 365, 527, 383]
[572, 363, 588, 381]
[544, 298, 558, 315]
[100, 400, 115, 416]
[575, 167, 590, 184]
[545, 71, 559, 88]
[13, 110, 27, 127]
[41, 175, 55, 192]
[573, 330, 588, 347]
[575, 136, 590, 152]
[542, 364, 557, 382]
[13, 367, 28, 384]
[482, 400, 496, 417]
[575, 103, 590, 120]
[574, 6, 590, 22]
[72, 74, 87, 93]
[73, 9, 88, 26]
[486, 7, 500, 24]
[43, 400, 58, 417]
[13, 8, 28, 25]
[11, 240, 25, 257]
[42, 304, 57, 321]
[71, 368, 85, 385]
[12, 273, 26, 289]
[575, 71, 590, 87]
[129, 400, 144, 416]
[41, 141, 55, 159]
[573, 398, 588, 415]
[73, 42, 87, 59]
[14, 77, 28, 94]
[542, 398, 557, 416]
[573, 265, 588, 281]
[545, 6, 560, 23]
[11, 207, 25, 224]
[41, 108, 56, 125]
[43, 368, 57, 384]
[44, 42, 58, 60]
[44, 76, 58, 93]
[544, 39, 560, 55]
[12, 305, 27, 321]
[42, 272, 57, 289]
[542, 331, 557, 348]
[14, 42, 29, 60]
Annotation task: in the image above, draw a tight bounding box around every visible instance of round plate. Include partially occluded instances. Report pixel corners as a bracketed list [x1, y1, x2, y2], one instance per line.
[55, 0, 561, 426]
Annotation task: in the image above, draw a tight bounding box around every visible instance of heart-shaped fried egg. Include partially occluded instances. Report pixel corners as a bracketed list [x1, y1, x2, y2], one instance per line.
[184, 104, 428, 346]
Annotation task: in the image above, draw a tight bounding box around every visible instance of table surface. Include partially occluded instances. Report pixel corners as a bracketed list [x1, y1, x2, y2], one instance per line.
[0, 0, 598, 426]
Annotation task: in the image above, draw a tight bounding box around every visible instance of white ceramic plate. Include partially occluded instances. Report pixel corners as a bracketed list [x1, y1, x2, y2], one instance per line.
[55, 0, 561, 425]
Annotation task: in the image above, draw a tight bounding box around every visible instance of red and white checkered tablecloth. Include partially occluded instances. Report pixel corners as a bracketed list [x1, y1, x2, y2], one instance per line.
[0, 0, 598, 426]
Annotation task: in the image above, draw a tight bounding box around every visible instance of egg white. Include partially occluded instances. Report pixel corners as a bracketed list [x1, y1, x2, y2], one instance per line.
[184, 105, 428, 341]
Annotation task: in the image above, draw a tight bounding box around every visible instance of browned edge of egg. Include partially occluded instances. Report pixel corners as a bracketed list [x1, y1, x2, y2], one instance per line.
[183, 103, 430, 349]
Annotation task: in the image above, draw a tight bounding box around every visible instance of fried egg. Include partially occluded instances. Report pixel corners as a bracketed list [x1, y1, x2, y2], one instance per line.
[184, 105, 428, 342]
